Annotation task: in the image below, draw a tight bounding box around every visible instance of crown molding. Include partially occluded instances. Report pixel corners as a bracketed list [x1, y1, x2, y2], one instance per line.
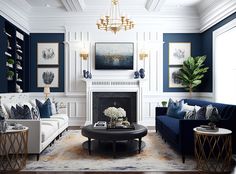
[0, 1, 30, 33]
[61, 0, 86, 12]
[200, 0, 236, 32]
[145, 0, 166, 12]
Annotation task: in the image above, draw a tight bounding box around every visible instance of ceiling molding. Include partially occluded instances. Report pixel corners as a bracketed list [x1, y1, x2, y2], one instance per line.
[0, 1, 30, 33]
[61, 0, 86, 12]
[200, 0, 236, 32]
[145, 0, 166, 12]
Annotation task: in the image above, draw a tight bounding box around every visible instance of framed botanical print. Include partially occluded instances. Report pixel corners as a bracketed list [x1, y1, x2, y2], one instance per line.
[37, 67, 59, 88]
[37, 43, 59, 65]
[169, 67, 183, 88]
[169, 42, 191, 65]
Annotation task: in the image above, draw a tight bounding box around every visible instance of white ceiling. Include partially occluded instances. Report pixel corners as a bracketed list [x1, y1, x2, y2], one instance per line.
[0, 0, 235, 33]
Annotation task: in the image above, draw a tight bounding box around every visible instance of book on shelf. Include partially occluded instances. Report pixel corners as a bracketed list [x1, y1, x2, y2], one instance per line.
[94, 121, 107, 129]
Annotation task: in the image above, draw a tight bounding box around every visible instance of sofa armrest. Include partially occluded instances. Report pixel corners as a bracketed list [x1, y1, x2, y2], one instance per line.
[155, 107, 167, 116]
[6, 119, 41, 154]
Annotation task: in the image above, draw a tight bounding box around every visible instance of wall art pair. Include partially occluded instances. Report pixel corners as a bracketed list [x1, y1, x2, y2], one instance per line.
[37, 43, 59, 88]
[168, 42, 191, 88]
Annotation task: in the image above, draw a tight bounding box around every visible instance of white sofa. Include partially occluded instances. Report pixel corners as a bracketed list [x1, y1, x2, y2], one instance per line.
[0, 93, 69, 160]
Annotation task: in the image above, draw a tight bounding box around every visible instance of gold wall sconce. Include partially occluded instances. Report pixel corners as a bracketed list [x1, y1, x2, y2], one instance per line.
[139, 50, 148, 60]
[80, 48, 89, 60]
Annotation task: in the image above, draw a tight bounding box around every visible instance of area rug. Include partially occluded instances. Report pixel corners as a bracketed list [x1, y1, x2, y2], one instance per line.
[23, 130, 196, 172]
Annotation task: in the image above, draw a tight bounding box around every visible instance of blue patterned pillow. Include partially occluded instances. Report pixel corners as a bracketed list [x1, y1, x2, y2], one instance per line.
[36, 99, 52, 118]
[11, 105, 32, 119]
[167, 98, 185, 119]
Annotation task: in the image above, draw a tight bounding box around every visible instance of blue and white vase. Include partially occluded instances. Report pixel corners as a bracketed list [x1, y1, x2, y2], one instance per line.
[134, 71, 140, 79]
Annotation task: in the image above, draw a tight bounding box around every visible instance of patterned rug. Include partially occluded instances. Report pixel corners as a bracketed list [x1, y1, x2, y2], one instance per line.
[23, 130, 196, 172]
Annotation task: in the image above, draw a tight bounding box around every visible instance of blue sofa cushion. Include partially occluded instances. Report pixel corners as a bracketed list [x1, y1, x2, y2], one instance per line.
[167, 99, 185, 119]
[157, 115, 180, 143]
[36, 99, 52, 118]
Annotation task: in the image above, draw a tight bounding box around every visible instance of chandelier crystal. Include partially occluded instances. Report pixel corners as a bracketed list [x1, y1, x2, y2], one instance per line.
[96, 0, 134, 34]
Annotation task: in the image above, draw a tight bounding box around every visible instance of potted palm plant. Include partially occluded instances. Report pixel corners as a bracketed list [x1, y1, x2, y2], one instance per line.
[177, 56, 209, 97]
[7, 70, 14, 80]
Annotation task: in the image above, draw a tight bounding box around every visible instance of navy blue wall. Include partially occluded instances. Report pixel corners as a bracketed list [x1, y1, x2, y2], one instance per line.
[163, 33, 205, 92]
[30, 33, 64, 92]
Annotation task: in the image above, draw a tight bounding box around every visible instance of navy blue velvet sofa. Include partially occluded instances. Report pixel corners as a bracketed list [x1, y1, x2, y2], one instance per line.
[155, 99, 236, 163]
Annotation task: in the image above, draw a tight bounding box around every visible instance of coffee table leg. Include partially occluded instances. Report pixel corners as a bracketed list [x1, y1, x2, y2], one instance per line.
[88, 138, 91, 155]
[139, 138, 142, 153]
[113, 141, 116, 158]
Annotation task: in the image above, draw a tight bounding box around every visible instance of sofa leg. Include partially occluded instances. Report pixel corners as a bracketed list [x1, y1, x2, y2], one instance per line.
[182, 153, 185, 163]
[37, 154, 40, 161]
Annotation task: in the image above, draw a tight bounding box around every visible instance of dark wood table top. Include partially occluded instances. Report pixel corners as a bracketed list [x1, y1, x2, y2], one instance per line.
[81, 124, 148, 141]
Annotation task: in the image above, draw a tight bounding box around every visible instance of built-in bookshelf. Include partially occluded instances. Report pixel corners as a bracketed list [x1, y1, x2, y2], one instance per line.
[0, 18, 28, 93]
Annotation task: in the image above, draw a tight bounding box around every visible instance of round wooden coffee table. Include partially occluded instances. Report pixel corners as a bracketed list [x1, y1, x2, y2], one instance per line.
[81, 124, 148, 158]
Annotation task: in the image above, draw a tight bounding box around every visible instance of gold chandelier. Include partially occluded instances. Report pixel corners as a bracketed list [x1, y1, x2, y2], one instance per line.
[96, 0, 134, 34]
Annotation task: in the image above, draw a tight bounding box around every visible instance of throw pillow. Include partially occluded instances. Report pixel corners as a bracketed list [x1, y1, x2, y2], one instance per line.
[11, 105, 32, 119]
[36, 98, 52, 118]
[184, 109, 196, 119]
[0, 105, 7, 119]
[208, 107, 221, 122]
[51, 102, 57, 115]
[195, 106, 206, 120]
[182, 103, 201, 112]
[31, 107, 40, 120]
[167, 98, 185, 119]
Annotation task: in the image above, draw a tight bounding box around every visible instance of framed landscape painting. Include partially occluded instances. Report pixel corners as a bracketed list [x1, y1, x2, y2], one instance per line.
[169, 67, 183, 88]
[95, 42, 134, 70]
[37, 67, 59, 88]
[169, 42, 191, 65]
[37, 43, 59, 65]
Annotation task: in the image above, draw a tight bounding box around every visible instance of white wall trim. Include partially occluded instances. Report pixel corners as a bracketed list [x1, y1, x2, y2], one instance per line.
[212, 18, 236, 102]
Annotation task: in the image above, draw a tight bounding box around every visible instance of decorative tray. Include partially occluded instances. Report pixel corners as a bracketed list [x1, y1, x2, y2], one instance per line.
[107, 124, 135, 130]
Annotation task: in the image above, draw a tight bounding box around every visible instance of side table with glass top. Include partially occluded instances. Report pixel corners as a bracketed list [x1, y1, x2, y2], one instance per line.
[0, 127, 28, 172]
[193, 127, 232, 172]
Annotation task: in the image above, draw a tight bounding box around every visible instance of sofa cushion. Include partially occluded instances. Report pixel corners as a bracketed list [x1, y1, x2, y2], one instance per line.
[0, 105, 8, 119]
[157, 115, 180, 143]
[3, 103, 17, 118]
[31, 107, 40, 120]
[11, 105, 32, 119]
[36, 99, 52, 118]
[41, 118, 65, 129]
[167, 99, 185, 119]
[51, 114, 69, 122]
[41, 119, 58, 130]
[41, 124, 56, 143]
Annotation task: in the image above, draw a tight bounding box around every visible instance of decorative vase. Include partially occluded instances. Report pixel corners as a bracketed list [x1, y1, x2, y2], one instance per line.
[139, 68, 145, 74]
[109, 117, 117, 128]
[134, 71, 139, 79]
[0, 120, 8, 133]
[83, 70, 87, 78]
[140, 72, 145, 79]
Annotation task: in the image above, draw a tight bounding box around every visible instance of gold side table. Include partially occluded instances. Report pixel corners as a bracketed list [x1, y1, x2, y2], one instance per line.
[193, 127, 232, 172]
[0, 127, 28, 172]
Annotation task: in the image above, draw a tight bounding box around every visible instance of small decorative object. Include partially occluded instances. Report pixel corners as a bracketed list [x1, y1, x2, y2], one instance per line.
[83, 70, 87, 78]
[7, 58, 14, 68]
[0, 116, 7, 133]
[134, 71, 139, 79]
[37, 43, 59, 65]
[7, 70, 14, 80]
[161, 101, 167, 107]
[37, 67, 59, 87]
[139, 68, 145, 79]
[88, 72, 92, 79]
[16, 84, 23, 93]
[103, 107, 128, 128]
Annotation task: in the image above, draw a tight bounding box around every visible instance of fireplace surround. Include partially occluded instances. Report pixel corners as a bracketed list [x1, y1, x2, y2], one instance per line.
[83, 79, 145, 125]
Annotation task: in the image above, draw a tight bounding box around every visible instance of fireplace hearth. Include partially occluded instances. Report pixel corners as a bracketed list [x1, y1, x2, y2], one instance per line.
[93, 92, 137, 124]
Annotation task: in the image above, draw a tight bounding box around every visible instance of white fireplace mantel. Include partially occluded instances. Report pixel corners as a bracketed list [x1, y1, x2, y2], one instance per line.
[83, 79, 146, 125]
